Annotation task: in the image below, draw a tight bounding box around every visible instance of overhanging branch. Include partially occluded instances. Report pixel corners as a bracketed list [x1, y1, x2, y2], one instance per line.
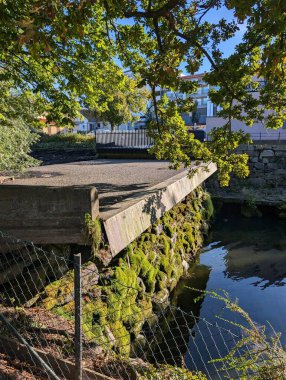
[124, 0, 182, 19]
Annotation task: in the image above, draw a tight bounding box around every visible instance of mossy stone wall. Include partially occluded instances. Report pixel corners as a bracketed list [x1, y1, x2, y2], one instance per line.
[43, 186, 213, 356]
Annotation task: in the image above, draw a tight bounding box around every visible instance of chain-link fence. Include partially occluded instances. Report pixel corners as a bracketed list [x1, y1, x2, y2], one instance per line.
[0, 231, 285, 380]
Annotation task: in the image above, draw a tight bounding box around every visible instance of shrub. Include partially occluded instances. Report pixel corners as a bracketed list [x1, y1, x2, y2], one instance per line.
[39, 133, 95, 143]
[193, 289, 286, 380]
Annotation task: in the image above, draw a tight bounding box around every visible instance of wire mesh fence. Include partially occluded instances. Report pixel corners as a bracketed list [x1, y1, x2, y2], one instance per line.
[0, 231, 285, 380]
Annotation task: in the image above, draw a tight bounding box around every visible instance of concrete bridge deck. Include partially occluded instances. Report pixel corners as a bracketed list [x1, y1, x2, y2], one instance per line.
[0, 159, 216, 255]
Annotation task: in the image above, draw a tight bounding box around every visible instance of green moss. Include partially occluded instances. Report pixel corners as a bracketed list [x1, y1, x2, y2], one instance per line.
[128, 248, 146, 274]
[139, 297, 153, 320]
[85, 214, 102, 258]
[42, 271, 74, 310]
[100, 189, 212, 352]
[203, 193, 214, 219]
[164, 223, 175, 238]
[82, 299, 110, 345]
[128, 249, 158, 293]
[156, 271, 168, 291]
[53, 301, 75, 320]
[139, 233, 157, 244]
[41, 186, 212, 361]
[147, 250, 157, 264]
[111, 320, 131, 356]
[158, 234, 171, 254]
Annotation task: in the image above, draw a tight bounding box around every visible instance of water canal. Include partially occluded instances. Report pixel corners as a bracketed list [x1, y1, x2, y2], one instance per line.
[153, 213, 286, 378]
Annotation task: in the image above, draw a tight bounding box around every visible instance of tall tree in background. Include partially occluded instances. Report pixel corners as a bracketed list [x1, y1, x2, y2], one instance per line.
[0, 1, 285, 182]
[95, 77, 150, 130]
[0, 81, 40, 172]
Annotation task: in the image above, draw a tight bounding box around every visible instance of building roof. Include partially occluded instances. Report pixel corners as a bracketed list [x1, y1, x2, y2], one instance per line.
[80, 109, 97, 122]
[180, 73, 206, 80]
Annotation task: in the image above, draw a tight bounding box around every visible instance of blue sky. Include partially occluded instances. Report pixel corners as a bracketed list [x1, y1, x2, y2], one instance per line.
[192, 6, 246, 73]
[118, 5, 246, 75]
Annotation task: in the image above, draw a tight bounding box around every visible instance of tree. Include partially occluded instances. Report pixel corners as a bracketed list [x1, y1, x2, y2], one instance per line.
[0, 81, 40, 172]
[0, 1, 285, 181]
[111, 0, 286, 185]
[95, 76, 150, 130]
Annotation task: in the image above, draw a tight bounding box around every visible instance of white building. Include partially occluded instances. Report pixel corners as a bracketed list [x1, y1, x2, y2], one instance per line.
[155, 73, 218, 126]
[156, 74, 286, 140]
[73, 109, 140, 133]
[73, 110, 108, 133]
[180, 73, 219, 125]
[206, 77, 286, 141]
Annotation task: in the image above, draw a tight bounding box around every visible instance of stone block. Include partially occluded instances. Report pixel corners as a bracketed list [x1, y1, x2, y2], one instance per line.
[248, 151, 260, 157]
[248, 178, 265, 187]
[254, 162, 264, 170]
[276, 169, 286, 176]
[275, 151, 286, 157]
[260, 149, 275, 158]
[250, 157, 259, 163]
[265, 163, 278, 170]
[103, 163, 217, 256]
[0, 185, 99, 244]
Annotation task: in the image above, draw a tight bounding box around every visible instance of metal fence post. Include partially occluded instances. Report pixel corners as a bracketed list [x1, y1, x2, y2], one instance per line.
[74, 253, 82, 380]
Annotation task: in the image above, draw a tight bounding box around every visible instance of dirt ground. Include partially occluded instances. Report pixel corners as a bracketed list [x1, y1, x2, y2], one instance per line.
[0, 352, 47, 380]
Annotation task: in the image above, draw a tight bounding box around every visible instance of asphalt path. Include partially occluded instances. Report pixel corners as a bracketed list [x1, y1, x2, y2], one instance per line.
[6, 159, 184, 214]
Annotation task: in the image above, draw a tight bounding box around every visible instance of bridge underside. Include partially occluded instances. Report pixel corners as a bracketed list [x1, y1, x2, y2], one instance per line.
[0, 159, 216, 256]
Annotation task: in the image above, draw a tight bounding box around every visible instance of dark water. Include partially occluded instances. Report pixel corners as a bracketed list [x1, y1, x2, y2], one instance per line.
[153, 215, 286, 378]
[190, 216, 286, 340]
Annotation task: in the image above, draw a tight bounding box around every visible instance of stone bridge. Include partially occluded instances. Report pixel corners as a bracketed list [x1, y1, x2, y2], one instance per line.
[0, 159, 216, 256]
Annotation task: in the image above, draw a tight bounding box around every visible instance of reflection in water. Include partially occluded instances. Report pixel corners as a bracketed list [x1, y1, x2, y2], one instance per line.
[151, 216, 286, 378]
[144, 266, 211, 366]
[224, 244, 286, 288]
[209, 216, 286, 289]
[199, 216, 286, 339]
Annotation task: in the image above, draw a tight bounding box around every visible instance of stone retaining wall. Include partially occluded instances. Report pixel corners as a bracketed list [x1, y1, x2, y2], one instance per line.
[38, 186, 213, 356]
[238, 144, 286, 188]
[207, 144, 286, 213]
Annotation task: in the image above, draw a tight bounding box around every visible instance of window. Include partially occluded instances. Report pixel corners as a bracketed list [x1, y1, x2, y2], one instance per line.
[89, 123, 97, 131]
